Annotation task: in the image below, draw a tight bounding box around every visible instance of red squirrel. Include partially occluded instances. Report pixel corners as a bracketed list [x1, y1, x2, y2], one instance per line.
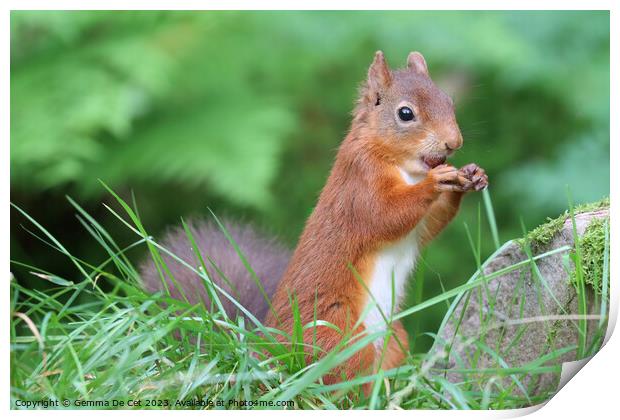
[141, 51, 487, 383]
[263, 51, 487, 381]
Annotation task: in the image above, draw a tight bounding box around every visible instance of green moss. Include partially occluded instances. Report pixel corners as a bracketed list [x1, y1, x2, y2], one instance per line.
[518, 197, 609, 295]
[519, 197, 609, 248]
[571, 216, 609, 294]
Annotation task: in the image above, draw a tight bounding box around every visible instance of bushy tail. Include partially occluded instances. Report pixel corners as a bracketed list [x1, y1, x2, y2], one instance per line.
[139, 219, 291, 323]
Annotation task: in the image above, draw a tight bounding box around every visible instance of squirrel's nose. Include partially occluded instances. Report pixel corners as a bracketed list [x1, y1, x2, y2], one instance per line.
[444, 137, 463, 152]
[444, 131, 463, 152]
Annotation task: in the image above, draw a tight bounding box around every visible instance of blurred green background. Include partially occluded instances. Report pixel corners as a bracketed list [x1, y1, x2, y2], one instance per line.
[10, 11, 610, 352]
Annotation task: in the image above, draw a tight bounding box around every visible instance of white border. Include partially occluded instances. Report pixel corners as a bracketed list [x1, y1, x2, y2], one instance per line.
[3, 2, 616, 419]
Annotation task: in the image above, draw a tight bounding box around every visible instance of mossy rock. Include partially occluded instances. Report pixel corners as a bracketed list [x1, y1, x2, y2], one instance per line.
[520, 197, 609, 248]
[429, 202, 609, 405]
[520, 197, 609, 294]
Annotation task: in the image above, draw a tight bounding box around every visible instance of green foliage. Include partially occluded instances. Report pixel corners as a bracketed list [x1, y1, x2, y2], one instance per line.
[11, 11, 298, 208]
[502, 135, 610, 214]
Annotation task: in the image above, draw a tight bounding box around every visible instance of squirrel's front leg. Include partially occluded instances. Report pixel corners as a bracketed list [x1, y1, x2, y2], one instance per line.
[419, 163, 488, 245]
[460, 163, 488, 192]
[370, 164, 466, 242]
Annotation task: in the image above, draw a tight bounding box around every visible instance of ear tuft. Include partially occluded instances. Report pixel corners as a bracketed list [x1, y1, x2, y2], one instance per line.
[407, 51, 429, 76]
[367, 50, 392, 94]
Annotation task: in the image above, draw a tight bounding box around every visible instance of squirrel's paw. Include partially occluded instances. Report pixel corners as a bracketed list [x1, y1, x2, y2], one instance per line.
[428, 164, 471, 192]
[459, 163, 488, 192]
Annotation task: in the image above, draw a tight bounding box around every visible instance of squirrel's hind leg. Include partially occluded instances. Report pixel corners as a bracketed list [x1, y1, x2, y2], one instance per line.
[376, 321, 410, 371]
[304, 323, 376, 388]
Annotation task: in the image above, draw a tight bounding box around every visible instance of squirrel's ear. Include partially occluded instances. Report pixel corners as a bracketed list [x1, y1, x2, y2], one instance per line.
[367, 51, 392, 94]
[407, 51, 429, 76]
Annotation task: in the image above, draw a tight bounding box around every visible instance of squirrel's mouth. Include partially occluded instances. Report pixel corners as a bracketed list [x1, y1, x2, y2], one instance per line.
[422, 155, 447, 169]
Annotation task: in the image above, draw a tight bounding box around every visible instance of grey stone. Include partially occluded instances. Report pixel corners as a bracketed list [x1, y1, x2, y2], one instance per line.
[428, 209, 609, 401]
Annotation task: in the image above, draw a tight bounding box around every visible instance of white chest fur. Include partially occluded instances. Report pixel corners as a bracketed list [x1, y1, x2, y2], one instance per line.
[364, 229, 421, 332]
[398, 167, 425, 186]
[363, 168, 425, 344]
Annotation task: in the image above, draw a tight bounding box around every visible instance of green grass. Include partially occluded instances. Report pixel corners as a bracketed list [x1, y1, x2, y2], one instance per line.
[10, 189, 609, 410]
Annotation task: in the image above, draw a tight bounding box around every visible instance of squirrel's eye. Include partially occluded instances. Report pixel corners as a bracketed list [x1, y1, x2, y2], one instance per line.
[397, 106, 415, 122]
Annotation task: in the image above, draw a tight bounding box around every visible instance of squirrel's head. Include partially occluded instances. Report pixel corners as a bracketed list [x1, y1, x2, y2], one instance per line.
[355, 51, 463, 175]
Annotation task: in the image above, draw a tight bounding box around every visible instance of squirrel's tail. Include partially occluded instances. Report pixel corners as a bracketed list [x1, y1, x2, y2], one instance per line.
[139, 219, 291, 324]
